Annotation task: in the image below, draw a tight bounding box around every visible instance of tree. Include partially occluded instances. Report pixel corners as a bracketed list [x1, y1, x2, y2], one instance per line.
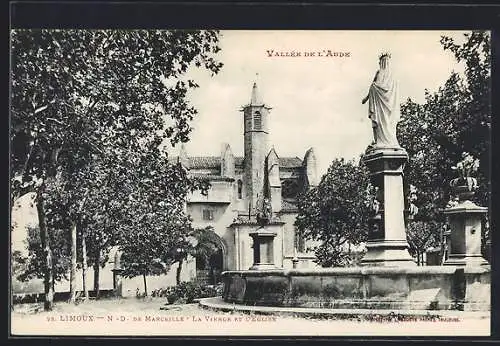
[11, 29, 223, 309]
[17, 225, 70, 287]
[295, 158, 375, 267]
[75, 159, 122, 299]
[406, 221, 442, 266]
[398, 31, 490, 219]
[397, 31, 490, 254]
[117, 141, 208, 295]
[170, 226, 220, 285]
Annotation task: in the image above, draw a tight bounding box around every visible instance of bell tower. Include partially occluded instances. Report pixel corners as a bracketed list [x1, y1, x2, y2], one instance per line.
[241, 82, 272, 212]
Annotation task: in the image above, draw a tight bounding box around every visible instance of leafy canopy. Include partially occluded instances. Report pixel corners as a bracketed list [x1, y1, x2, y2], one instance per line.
[11, 29, 222, 287]
[295, 158, 374, 267]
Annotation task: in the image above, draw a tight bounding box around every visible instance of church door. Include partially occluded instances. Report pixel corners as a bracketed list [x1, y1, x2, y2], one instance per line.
[195, 245, 224, 285]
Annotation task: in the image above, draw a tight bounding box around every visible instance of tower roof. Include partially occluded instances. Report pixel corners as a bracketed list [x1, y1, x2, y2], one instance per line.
[250, 82, 263, 105]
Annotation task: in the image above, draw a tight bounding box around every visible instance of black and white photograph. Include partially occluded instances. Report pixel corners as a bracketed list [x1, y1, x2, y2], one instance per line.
[10, 26, 492, 336]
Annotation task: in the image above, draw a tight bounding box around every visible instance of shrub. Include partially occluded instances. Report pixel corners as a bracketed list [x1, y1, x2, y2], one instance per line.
[160, 281, 221, 304]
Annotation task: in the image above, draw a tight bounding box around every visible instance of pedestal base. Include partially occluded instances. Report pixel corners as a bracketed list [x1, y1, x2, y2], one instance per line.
[362, 146, 415, 267]
[249, 227, 277, 270]
[112, 269, 123, 297]
[443, 199, 489, 267]
[361, 240, 416, 267]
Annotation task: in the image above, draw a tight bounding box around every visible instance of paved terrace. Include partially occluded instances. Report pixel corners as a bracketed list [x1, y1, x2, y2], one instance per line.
[199, 297, 490, 320]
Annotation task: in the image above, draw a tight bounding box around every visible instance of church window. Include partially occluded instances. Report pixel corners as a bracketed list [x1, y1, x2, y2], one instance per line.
[237, 180, 243, 199]
[282, 179, 300, 199]
[203, 209, 214, 220]
[254, 111, 262, 130]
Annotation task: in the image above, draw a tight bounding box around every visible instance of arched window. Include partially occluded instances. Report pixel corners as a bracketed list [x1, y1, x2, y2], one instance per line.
[237, 180, 243, 199]
[254, 111, 262, 130]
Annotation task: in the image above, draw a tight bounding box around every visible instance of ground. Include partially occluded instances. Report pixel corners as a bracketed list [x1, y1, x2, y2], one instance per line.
[10, 297, 490, 336]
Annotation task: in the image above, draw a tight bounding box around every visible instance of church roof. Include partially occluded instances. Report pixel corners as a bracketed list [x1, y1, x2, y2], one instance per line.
[189, 173, 235, 182]
[173, 156, 304, 169]
[278, 157, 303, 168]
[235, 156, 303, 168]
[186, 156, 220, 169]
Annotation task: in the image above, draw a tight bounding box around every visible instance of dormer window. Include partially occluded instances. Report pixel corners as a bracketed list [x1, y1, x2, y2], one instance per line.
[254, 111, 262, 130]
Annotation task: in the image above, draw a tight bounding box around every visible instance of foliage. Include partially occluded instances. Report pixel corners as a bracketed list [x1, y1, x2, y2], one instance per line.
[406, 221, 443, 266]
[160, 225, 221, 286]
[178, 226, 220, 266]
[11, 29, 223, 307]
[11, 251, 26, 277]
[158, 282, 221, 304]
[295, 158, 375, 267]
[398, 31, 490, 224]
[16, 225, 70, 283]
[452, 152, 480, 179]
[11, 29, 223, 195]
[117, 160, 194, 279]
[396, 31, 491, 263]
[116, 142, 212, 292]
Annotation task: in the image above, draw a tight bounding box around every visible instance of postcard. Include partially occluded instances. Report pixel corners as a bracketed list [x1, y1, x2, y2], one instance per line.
[10, 24, 491, 337]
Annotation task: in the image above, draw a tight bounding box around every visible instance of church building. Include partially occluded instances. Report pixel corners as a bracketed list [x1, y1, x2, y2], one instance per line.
[11, 82, 322, 297]
[177, 82, 320, 283]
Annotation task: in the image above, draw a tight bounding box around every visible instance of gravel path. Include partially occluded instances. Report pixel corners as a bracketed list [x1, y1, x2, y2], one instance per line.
[11, 297, 490, 337]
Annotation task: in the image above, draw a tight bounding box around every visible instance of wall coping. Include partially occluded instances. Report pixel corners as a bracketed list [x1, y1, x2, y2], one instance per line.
[222, 265, 490, 277]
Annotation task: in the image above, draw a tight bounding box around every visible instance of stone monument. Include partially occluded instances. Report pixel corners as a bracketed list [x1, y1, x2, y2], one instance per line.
[248, 196, 277, 270]
[112, 250, 123, 297]
[444, 153, 489, 266]
[219, 54, 490, 313]
[361, 53, 415, 266]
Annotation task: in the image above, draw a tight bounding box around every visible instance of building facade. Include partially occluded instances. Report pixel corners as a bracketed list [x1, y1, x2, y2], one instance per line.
[178, 83, 320, 283]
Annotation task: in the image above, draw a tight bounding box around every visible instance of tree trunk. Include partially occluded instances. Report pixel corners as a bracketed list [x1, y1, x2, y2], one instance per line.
[52, 265, 56, 292]
[143, 272, 148, 297]
[176, 259, 183, 285]
[81, 228, 89, 300]
[69, 221, 77, 304]
[36, 191, 54, 311]
[10, 192, 17, 311]
[10, 190, 20, 234]
[93, 249, 101, 300]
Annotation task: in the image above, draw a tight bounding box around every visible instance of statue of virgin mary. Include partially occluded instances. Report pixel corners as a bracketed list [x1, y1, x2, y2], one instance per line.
[362, 53, 401, 147]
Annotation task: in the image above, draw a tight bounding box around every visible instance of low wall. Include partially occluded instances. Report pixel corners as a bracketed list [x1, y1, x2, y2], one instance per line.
[222, 266, 490, 311]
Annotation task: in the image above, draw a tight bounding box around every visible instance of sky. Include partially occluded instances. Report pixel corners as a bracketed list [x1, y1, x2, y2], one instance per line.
[178, 30, 468, 176]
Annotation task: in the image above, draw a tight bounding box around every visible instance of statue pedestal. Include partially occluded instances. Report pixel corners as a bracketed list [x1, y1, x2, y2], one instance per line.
[443, 200, 489, 266]
[249, 227, 277, 270]
[361, 146, 416, 266]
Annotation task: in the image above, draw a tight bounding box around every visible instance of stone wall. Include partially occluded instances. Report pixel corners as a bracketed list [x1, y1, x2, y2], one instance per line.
[223, 266, 490, 311]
